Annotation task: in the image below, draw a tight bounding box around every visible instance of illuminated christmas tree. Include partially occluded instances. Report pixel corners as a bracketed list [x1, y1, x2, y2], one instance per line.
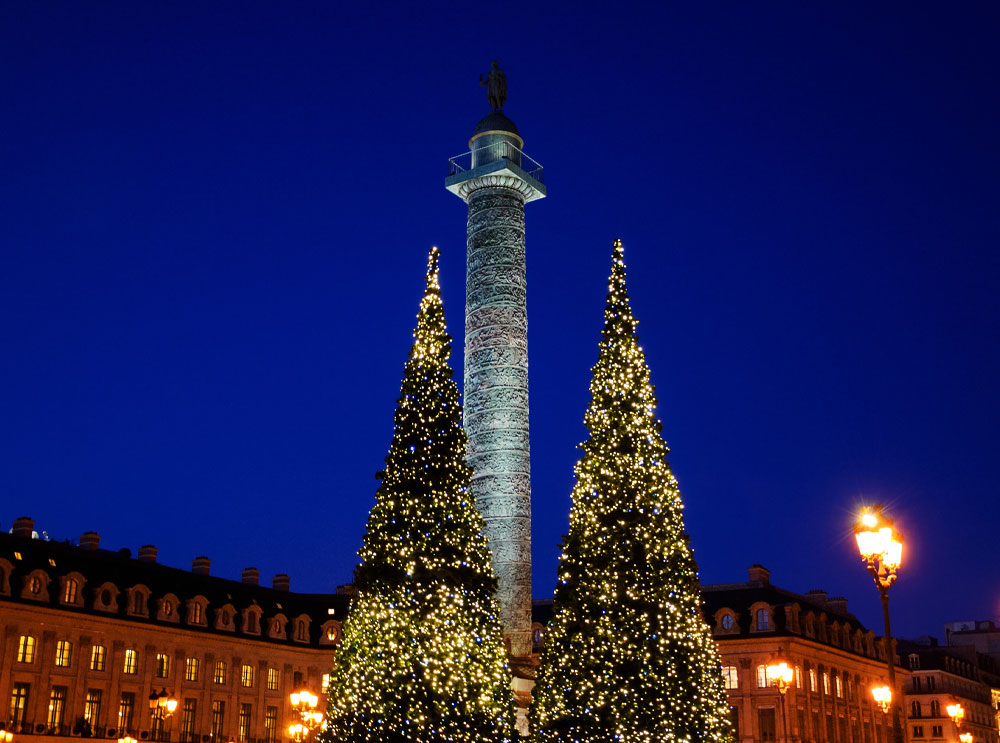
[321, 247, 514, 743]
[531, 240, 733, 743]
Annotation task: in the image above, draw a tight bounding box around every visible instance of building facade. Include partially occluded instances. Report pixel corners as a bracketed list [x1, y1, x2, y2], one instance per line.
[900, 640, 1000, 743]
[703, 565, 907, 743]
[532, 564, 907, 743]
[1, 517, 347, 743]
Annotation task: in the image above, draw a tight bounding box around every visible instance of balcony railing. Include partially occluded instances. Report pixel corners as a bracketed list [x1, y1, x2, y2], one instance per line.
[447, 141, 544, 184]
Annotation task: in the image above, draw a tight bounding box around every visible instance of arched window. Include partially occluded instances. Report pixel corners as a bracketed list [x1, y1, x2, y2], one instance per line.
[55, 640, 72, 667]
[930, 700, 940, 717]
[63, 579, 78, 604]
[756, 608, 770, 631]
[296, 620, 308, 641]
[16, 635, 36, 663]
[757, 664, 768, 688]
[911, 701, 921, 718]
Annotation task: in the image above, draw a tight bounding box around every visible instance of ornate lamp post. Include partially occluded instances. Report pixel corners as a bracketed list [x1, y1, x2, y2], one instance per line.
[872, 685, 893, 743]
[147, 690, 177, 742]
[855, 506, 904, 743]
[959, 734, 973, 743]
[288, 691, 323, 743]
[948, 702, 967, 742]
[767, 660, 795, 742]
[0, 728, 14, 743]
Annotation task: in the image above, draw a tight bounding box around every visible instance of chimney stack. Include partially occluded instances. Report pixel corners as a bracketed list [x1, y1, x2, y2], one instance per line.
[11, 516, 35, 538]
[138, 545, 158, 563]
[805, 589, 828, 608]
[272, 574, 290, 592]
[827, 596, 849, 615]
[241, 567, 260, 586]
[747, 564, 771, 585]
[79, 531, 101, 550]
[192, 556, 211, 575]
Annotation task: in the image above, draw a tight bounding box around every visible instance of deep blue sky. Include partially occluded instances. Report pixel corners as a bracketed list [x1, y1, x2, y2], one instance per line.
[2, 2, 998, 641]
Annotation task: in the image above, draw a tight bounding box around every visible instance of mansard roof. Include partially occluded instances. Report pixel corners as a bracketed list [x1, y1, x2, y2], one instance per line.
[0, 529, 348, 646]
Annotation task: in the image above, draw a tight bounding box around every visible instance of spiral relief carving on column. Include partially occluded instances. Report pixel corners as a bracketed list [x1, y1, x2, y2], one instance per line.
[464, 183, 533, 657]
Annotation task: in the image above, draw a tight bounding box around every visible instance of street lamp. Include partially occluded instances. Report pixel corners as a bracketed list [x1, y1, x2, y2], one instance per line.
[118, 737, 136, 743]
[959, 734, 973, 743]
[0, 728, 14, 743]
[872, 685, 892, 743]
[855, 505, 903, 743]
[147, 689, 177, 742]
[766, 660, 795, 742]
[288, 691, 323, 743]
[947, 703, 966, 729]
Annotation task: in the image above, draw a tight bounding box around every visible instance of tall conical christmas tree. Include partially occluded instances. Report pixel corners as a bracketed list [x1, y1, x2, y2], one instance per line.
[321, 247, 513, 743]
[531, 240, 733, 743]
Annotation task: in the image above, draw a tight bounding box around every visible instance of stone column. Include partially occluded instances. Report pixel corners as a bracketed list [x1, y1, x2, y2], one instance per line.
[463, 177, 532, 658]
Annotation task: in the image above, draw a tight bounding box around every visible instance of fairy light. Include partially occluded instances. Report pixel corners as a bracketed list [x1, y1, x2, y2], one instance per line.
[319, 247, 514, 743]
[531, 240, 734, 742]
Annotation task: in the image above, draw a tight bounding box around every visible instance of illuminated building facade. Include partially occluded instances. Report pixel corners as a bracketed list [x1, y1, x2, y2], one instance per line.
[533, 564, 907, 743]
[899, 640, 1000, 743]
[0, 517, 346, 743]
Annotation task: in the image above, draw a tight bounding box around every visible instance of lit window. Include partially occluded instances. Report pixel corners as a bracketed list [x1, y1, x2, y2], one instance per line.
[757, 665, 768, 688]
[118, 692, 135, 732]
[181, 699, 197, 743]
[29, 575, 42, 594]
[327, 625, 338, 641]
[91, 645, 107, 671]
[264, 707, 278, 743]
[822, 673, 831, 695]
[211, 701, 225, 739]
[267, 668, 279, 691]
[321, 674, 330, 693]
[835, 676, 843, 698]
[48, 686, 68, 729]
[10, 683, 29, 728]
[723, 666, 739, 690]
[123, 648, 137, 674]
[191, 603, 203, 624]
[756, 608, 770, 631]
[84, 689, 102, 726]
[795, 666, 802, 688]
[63, 579, 78, 604]
[185, 658, 199, 682]
[156, 653, 170, 678]
[241, 664, 254, 688]
[809, 669, 817, 692]
[296, 621, 308, 641]
[55, 640, 73, 667]
[16, 635, 36, 663]
[214, 660, 227, 685]
[238, 703, 252, 741]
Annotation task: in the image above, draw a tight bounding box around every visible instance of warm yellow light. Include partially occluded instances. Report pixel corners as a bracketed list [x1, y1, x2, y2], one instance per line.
[290, 692, 301, 706]
[960, 734, 973, 743]
[947, 704, 965, 724]
[861, 511, 879, 528]
[884, 534, 903, 569]
[872, 685, 892, 711]
[165, 699, 177, 715]
[766, 661, 794, 691]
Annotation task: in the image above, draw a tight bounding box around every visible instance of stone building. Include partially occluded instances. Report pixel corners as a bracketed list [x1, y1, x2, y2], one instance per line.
[532, 564, 906, 743]
[1, 517, 347, 743]
[899, 639, 1000, 743]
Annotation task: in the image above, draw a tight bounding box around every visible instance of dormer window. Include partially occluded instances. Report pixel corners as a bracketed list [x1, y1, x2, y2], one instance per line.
[909, 654, 920, 670]
[125, 586, 151, 617]
[186, 597, 208, 626]
[722, 615, 734, 630]
[749, 603, 773, 632]
[157, 594, 180, 623]
[21, 570, 51, 601]
[93, 582, 120, 612]
[63, 579, 78, 604]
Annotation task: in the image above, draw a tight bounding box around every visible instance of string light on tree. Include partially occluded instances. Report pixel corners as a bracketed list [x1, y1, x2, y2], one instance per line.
[531, 240, 734, 743]
[319, 247, 513, 743]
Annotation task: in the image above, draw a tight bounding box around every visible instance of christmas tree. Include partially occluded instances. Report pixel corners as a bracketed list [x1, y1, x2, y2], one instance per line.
[531, 240, 733, 743]
[321, 247, 514, 743]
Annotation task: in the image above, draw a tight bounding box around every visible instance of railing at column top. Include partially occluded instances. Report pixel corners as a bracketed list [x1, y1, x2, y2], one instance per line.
[447, 141, 544, 184]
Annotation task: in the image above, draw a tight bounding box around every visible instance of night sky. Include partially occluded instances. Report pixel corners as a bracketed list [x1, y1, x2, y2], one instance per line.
[2, 2, 998, 642]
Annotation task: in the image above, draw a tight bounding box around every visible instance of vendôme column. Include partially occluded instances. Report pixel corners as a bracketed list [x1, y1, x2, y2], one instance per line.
[445, 63, 546, 660]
